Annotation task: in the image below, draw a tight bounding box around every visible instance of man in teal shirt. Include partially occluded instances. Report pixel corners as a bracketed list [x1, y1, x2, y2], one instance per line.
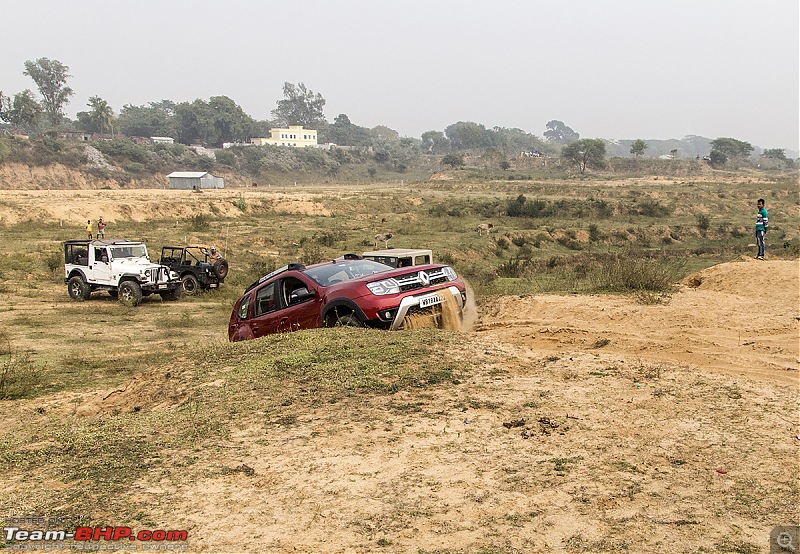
[755, 198, 769, 260]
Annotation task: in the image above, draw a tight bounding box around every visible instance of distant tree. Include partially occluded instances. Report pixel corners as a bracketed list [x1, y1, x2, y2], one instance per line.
[87, 96, 115, 134]
[117, 100, 177, 138]
[762, 148, 787, 161]
[207, 95, 255, 146]
[709, 137, 753, 165]
[319, 113, 371, 146]
[421, 130, 449, 153]
[23, 58, 74, 126]
[499, 160, 511, 171]
[271, 82, 326, 128]
[709, 150, 727, 166]
[445, 121, 490, 151]
[441, 153, 465, 168]
[370, 125, 399, 142]
[670, 149, 679, 159]
[491, 126, 550, 157]
[561, 138, 606, 174]
[630, 139, 648, 158]
[4, 90, 43, 130]
[543, 120, 579, 144]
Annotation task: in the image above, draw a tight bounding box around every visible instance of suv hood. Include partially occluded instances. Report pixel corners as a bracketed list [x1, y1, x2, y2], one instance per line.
[113, 257, 161, 269]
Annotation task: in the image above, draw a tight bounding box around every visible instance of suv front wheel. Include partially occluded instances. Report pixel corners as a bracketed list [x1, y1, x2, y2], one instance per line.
[67, 276, 91, 301]
[118, 281, 143, 307]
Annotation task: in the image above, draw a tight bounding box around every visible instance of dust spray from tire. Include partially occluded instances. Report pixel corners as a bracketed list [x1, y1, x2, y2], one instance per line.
[401, 280, 477, 331]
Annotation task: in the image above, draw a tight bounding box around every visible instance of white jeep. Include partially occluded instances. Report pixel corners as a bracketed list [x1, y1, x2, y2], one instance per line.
[64, 239, 182, 307]
[360, 248, 433, 268]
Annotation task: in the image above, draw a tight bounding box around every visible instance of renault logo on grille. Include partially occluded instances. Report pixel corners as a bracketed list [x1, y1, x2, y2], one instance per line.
[418, 270, 430, 286]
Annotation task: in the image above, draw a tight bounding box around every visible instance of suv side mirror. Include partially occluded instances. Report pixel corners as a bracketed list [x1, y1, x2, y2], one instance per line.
[289, 287, 314, 304]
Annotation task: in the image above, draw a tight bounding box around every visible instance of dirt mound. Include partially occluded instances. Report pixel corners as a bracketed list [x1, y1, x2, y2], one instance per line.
[478, 259, 799, 382]
[681, 257, 798, 301]
[74, 369, 187, 416]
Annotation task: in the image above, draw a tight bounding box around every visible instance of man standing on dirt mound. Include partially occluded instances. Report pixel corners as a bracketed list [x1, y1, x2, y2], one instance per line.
[755, 198, 769, 260]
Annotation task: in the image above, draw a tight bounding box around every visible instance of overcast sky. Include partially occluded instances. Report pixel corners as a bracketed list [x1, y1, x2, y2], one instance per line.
[3, 0, 798, 150]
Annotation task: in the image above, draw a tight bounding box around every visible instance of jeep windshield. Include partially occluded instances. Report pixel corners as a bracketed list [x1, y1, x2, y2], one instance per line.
[304, 259, 391, 287]
[110, 245, 148, 259]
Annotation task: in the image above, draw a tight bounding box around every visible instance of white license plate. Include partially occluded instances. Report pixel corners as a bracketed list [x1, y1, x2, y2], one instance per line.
[419, 293, 442, 308]
[159, 284, 168, 290]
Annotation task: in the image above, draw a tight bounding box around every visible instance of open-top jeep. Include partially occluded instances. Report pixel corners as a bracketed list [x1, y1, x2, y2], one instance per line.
[159, 245, 229, 295]
[64, 239, 182, 307]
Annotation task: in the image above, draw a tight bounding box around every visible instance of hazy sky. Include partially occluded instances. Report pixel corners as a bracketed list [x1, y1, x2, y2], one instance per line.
[3, 0, 799, 150]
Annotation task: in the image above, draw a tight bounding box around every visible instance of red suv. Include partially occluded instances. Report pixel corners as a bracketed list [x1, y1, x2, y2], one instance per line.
[228, 257, 467, 341]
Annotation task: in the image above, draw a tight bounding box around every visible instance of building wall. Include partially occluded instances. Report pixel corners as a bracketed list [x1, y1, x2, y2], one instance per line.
[251, 125, 318, 148]
[169, 176, 224, 189]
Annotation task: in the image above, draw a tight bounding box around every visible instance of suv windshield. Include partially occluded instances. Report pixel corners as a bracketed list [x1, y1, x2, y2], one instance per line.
[110, 245, 148, 259]
[305, 260, 390, 287]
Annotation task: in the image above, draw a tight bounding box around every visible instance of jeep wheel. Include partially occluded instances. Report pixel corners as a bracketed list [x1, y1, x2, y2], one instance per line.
[335, 313, 364, 327]
[67, 276, 91, 301]
[118, 281, 143, 307]
[181, 274, 200, 295]
[213, 258, 229, 280]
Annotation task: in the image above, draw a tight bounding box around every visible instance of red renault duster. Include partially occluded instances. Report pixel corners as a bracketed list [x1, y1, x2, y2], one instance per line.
[228, 257, 467, 341]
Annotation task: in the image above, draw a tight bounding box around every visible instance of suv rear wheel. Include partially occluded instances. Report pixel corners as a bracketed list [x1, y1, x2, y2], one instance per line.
[67, 276, 91, 300]
[118, 281, 143, 307]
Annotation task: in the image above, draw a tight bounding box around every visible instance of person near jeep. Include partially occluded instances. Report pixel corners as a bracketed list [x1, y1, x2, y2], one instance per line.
[203, 246, 222, 263]
[97, 217, 106, 239]
[85, 219, 93, 239]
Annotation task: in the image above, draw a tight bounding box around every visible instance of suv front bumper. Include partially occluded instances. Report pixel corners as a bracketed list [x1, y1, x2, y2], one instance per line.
[387, 285, 465, 330]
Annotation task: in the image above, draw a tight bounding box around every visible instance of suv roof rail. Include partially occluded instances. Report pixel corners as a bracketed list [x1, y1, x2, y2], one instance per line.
[244, 262, 307, 294]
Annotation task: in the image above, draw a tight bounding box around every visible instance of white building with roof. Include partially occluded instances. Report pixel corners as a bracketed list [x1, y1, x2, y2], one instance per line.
[167, 171, 224, 189]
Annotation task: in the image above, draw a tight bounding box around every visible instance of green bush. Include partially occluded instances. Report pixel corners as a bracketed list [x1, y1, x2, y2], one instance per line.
[189, 213, 211, 231]
[633, 199, 673, 217]
[496, 258, 526, 278]
[591, 255, 684, 293]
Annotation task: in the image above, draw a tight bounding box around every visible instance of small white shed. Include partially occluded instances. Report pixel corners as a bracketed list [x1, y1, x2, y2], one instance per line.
[167, 171, 224, 190]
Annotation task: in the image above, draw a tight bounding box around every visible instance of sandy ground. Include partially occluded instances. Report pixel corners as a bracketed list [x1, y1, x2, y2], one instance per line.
[0, 182, 798, 552]
[154, 259, 797, 552]
[34, 258, 792, 553]
[0, 187, 339, 226]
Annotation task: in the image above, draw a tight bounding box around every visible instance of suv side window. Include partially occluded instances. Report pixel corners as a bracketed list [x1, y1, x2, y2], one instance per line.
[237, 293, 252, 320]
[254, 283, 276, 316]
[280, 276, 312, 307]
[414, 255, 430, 265]
[95, 247, 108, 263]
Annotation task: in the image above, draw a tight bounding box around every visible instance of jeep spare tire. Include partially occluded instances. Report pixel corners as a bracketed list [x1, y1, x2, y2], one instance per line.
[213, 258, 229, 280]
[67, 276, 91, 301]
[118, 281, 143, 307]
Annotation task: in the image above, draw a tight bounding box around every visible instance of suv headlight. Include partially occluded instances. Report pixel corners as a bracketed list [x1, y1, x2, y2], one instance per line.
[442, 266, 457, 281]
[367, 278, 400, 295]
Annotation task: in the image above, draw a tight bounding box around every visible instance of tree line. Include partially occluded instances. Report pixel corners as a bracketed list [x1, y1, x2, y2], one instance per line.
[1, 57, 794, 172]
